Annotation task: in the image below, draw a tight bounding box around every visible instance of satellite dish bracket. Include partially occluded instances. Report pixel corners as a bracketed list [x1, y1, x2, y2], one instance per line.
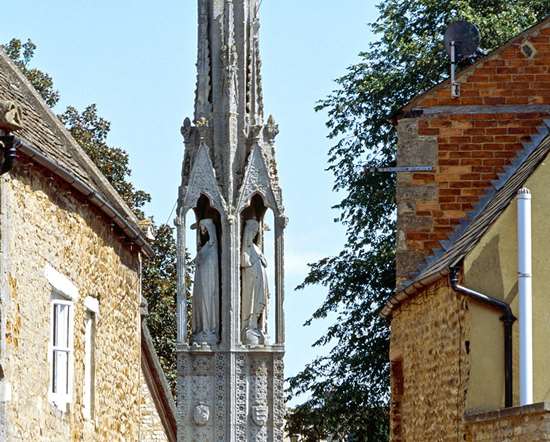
[450, 41, 460, 98]
[444, 21, 480, 99]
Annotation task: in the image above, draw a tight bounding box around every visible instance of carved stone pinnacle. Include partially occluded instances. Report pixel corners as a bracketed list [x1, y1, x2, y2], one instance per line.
[181, 117, 194, 144]
[264, 115, 279, 144]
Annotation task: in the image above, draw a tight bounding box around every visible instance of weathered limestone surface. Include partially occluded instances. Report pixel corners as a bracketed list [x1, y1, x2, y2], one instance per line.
[465, 403, 550, 441]
[140, 366, 170, 442]
[390, 279, 470, 441]
[176, 1, 287, 440]
[1, 164, 142, 440]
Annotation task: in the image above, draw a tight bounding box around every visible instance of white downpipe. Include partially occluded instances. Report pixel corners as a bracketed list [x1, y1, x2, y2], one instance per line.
[518, 187, 533, 406]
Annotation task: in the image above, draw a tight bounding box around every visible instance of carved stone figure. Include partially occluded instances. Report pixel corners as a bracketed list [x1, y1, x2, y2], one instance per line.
[177, 1, 287, 439]
[0, 100, 23, 132]
[241, 219, 269, 345]
[193, 403, 210, 426]
[192, 218, 220, 345]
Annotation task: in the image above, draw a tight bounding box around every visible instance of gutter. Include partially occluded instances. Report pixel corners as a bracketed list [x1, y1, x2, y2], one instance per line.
[449, 265, 516, 408]
[14, 136, 153, 257]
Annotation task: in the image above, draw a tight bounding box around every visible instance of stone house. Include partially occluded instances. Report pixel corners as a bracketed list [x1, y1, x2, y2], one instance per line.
[383, 17, 550, 441]
[0, 49, 175, 440]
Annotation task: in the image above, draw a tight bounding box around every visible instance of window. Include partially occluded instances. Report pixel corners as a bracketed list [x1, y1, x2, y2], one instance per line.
[50, 297, 74, 410]
[45, 264, 78, 412]
[83, 297, 99, 420]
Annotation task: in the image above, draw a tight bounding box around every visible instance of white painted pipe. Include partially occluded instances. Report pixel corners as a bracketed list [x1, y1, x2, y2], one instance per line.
[518, 187, 533, 406]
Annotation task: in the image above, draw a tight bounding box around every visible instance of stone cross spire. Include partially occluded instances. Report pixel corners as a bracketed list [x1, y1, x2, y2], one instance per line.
[182, 0, 268, 204]
[176, 1, 287, 440]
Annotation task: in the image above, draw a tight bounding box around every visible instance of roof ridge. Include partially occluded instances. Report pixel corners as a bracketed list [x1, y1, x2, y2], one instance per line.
[400, 15, 550, 114]
[0, 47, 141, 227]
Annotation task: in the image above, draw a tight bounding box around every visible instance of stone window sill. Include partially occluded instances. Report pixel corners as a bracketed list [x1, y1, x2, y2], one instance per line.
[465, 402, 550, 423]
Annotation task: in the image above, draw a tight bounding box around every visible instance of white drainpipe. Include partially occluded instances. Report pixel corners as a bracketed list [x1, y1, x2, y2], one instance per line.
[518, 187, 533, 406]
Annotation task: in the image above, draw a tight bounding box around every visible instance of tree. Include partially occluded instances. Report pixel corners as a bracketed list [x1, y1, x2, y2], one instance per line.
[3, 39, 60, 107]
[3, 38, 178, 392]
[286, 1, 550, 440]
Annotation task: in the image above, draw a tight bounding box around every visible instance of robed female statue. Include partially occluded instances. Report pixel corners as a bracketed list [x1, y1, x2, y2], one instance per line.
[241, 219, 269, 345]
[192, 218, 220, 345]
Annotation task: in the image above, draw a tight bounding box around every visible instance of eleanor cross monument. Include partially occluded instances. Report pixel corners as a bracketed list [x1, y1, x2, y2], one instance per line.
[175, 0, 287, 440]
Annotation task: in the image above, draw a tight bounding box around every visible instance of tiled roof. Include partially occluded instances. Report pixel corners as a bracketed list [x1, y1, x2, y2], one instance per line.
[382, 121, 550, 317]
[0, 48, 152, 255]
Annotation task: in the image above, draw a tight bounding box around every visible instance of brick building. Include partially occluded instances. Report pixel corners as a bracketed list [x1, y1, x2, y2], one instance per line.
[384, 17, 550, 441]
[0, 48, 175, 440]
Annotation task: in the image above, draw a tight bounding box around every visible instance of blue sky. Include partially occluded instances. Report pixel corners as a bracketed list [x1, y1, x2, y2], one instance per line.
[2, 0, 379, 400]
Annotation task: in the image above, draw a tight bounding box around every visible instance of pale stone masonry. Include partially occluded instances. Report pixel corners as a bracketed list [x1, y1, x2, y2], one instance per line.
[176, 0, 287, 440]
[0, 46, 176, 440]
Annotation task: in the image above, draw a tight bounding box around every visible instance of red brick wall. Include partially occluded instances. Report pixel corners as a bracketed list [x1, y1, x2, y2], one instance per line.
[396, 21, 550, 280]
[412, 25, 550, 108]
[405, 113, 546, 254]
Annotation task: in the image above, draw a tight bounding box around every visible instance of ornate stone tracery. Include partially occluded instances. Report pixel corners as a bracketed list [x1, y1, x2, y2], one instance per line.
[176, 1, 286, 440]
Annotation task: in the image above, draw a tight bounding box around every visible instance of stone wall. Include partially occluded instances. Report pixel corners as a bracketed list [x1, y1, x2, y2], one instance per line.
[140, 366, 169, 442]
[465, 403, 550, 441]
[389, 278, 470, 441]
[1, 163, 142, 440]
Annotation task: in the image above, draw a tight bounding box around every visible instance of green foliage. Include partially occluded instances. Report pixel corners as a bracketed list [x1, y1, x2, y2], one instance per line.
[2, 38, 60, 107]
[4, 38, 178, 393]
[142, 224, 178, 391]
[286, 1, 550, 440]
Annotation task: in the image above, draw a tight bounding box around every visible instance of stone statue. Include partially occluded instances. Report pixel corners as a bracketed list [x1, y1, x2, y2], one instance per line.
[241, 219, 269, 345]
[192, 218, 220, 345]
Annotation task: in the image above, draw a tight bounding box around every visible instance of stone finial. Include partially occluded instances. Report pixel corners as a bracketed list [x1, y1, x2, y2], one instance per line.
[181, 117, 194, 144]
[195, 117, 210, 143]
[249, 124, 263, 145]
[0, 101, 23, 132]
[264, 115, 279, 144]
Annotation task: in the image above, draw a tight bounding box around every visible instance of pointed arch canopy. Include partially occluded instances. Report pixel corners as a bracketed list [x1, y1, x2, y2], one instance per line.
[237, 145, 283, 216]
[181, 143, 227, 217]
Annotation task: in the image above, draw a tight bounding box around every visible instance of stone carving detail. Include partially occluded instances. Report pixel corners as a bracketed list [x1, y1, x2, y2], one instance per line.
[235, 354, 248, 440]
[182, 143, 227, 215]
[215, 353, 226, 441]
[241, 219, 270, 345]
[176, 354, 188, 441]
[181, 117, 195, 145]
[192, 218, 220, 345]
[238, 145, 282, 214]
[272, 356, 285, 441]
[249, 358, 269, 441]
[178, 1, 286, 440]
[194, 403, 210, 426]
[251, 403, 268, 427]
[0, 101, 23, 132]
[192, 375, 213, 440]
[264, 115, 279, 144]
[222, 0, 239, 115]
[246, 0, 263, 125]
[195, 0, 212, 120]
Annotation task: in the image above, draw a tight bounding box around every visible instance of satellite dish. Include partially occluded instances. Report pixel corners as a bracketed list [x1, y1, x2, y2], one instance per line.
[444, 21, 480, 61]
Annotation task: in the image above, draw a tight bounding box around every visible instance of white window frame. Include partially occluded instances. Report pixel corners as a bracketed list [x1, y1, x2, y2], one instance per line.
[83, 296, 99, 421]
[45, 264, 78, 412]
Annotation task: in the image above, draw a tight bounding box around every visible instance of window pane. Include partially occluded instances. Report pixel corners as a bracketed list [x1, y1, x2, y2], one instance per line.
[53, 304, 69, 349]
[53, 349, 68, 395]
